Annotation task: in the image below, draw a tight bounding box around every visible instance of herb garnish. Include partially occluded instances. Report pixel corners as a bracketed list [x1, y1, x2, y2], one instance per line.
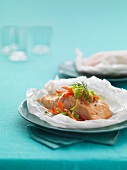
[70, 81, 91, 102]
[70, 81, 102, 103]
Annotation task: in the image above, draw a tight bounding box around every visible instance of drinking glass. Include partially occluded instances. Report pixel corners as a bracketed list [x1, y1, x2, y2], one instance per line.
[1, 26, 28, 61]
[29, 26, 52, 55]
[1, 26, 18, 56]
[8, 27, 28, 61]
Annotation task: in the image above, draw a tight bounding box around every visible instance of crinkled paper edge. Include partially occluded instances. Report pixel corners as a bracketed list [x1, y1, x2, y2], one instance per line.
[75, 54, 127, 76]
[26, 76, 127, 129]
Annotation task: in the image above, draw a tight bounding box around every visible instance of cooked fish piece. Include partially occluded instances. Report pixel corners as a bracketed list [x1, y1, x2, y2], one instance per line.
[37, 94, 59, 110]
[60, 95, 112, 120]
[37, 93, 112, 120]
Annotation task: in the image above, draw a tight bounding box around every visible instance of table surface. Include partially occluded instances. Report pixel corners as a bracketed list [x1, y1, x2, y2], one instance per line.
[1, 0, 127, 170]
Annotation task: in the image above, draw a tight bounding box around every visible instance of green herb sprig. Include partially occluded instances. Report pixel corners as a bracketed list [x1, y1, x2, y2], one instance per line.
[70, 81, 101, 103]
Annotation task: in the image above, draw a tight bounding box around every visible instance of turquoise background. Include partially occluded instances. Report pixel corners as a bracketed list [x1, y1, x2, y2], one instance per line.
[0, 0, 127, 170]
[1, 0, 127, 60]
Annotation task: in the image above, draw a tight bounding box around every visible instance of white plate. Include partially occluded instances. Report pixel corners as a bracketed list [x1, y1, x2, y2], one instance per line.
[18, 100, 127, 133]
[58, 61, 127, 82]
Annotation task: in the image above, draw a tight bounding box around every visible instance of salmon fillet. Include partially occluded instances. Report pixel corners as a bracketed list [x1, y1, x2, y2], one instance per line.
[37, 94, 112, 120]
[37, 94, 59, 110]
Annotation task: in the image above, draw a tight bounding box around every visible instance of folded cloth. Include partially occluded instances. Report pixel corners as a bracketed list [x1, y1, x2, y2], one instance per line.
[27, 125, 120, 149]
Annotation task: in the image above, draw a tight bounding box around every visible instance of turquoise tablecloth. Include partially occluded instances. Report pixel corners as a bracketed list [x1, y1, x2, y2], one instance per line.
[1, 0, 127, 170]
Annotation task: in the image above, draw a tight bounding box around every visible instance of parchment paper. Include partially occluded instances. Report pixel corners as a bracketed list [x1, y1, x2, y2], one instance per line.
[75, 49, 127, 75]
[26, 76, 127, 129]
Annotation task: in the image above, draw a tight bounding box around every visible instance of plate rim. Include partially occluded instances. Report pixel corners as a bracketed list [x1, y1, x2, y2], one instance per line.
[18, 100, 127, 134]
[58, 60, 127, 82]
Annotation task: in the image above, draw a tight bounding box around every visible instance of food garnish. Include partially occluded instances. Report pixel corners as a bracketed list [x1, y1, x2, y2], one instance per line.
[48, 81, 102, 121]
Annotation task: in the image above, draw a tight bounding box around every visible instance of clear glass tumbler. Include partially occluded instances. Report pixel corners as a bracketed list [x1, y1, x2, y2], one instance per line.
[29, 26, 52, 56]
[1, 26, 28, 61]
[8, 27, 28, 61]
[1, 26, 18, 56]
